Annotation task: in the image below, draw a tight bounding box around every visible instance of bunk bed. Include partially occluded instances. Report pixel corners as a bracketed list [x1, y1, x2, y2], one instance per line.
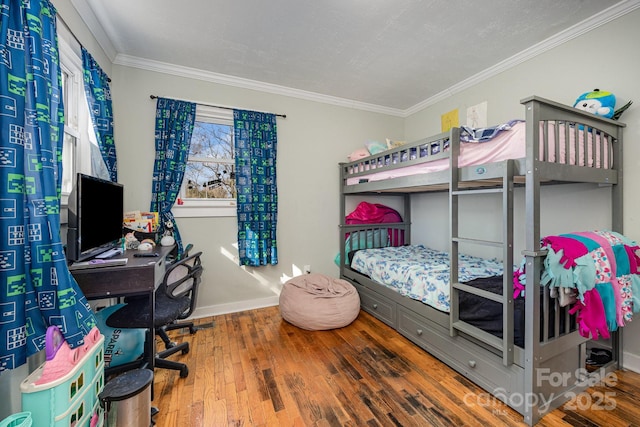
[338, 96, 627, 425]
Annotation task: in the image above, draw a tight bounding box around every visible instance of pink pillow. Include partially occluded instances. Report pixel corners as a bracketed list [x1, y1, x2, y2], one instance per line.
[348, 148, 369, 162]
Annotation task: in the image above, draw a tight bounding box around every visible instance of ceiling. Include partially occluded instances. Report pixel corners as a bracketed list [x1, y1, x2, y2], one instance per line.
[72, 0, 633, 115]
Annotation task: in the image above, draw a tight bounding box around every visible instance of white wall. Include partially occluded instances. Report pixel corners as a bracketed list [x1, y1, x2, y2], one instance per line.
[52, 0, 640, 370]
[404, 9, 640, 371]
[110, 66, 404, 314]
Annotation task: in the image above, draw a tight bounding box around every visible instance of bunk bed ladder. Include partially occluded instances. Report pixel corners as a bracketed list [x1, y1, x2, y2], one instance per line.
[449, 151, 515, 367]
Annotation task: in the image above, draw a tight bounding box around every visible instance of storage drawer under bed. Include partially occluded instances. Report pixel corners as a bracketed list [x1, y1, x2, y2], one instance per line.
[397, 306, 525, 413]
[351, 280, 396, 328]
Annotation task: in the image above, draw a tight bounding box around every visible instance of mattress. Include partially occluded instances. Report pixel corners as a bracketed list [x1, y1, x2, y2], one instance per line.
[350, 244, 504, 313]
[457, 276, 526, 348]
[346, 121, 611, 185]
[349, 244, 528, 346]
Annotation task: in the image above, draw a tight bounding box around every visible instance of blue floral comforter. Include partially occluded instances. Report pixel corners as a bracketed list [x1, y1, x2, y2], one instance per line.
[351, 244, 504, 312]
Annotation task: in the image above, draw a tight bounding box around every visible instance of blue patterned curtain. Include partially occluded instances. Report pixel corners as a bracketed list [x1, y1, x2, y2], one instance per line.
[81, 47, 116, 182]
[233, 110, 278, 266]
[150, 98, 196, 254]
[0, 0, 96, 371]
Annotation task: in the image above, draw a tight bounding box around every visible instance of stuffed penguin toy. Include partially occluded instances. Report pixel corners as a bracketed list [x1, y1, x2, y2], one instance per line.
[573, 89, 616, 119]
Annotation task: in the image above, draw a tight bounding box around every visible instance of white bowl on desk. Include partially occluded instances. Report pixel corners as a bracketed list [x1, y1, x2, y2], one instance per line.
[160, 235, 175, 247]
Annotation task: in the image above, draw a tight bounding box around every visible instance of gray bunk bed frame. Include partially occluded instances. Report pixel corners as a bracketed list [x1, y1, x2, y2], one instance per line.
[338, 96, 625, 425]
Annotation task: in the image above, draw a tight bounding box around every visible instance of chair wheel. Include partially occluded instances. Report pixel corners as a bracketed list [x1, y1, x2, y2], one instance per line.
[189, 326, 197, 334]
[180, 366, 189, 378]
[181, 347, 189, 355]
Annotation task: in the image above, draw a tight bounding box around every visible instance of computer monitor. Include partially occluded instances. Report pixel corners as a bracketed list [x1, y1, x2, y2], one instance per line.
[66, 173, 124, 262]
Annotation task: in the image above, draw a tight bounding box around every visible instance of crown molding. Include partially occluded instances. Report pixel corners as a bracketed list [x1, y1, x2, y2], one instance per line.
[114, 54, 406, 117]
[68, 0, 117, 61]
[403, 0, 640, 116]
[70, 0, 640, 118]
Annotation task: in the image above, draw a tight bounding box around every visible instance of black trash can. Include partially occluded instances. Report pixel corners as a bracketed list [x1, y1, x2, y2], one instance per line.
[99, 369, 153, 427]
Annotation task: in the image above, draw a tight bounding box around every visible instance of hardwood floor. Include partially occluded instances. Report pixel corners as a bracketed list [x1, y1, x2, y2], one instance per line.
[150, 306, 640, 426]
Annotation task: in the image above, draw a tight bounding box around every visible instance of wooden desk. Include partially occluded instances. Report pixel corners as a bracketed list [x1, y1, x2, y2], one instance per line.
[71, 245, 174, 377]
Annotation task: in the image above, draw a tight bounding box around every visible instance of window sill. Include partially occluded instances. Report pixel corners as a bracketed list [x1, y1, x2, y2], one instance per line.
[172, 201, 236, 218]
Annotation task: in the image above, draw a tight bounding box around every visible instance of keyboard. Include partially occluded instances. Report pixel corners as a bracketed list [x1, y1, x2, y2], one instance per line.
[69, 258, 128, 270]
[95, 248, 124, 259]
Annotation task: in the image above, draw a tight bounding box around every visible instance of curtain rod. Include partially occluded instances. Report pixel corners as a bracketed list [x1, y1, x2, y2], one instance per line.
[56, 15, 112, 82]
[149, 95, 286, 118]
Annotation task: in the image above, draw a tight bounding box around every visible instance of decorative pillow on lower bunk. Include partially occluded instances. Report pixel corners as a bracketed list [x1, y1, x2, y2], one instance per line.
[335, 202, 405, 265]
[334, 229, 390, 266]
[279, 273, 360, 330]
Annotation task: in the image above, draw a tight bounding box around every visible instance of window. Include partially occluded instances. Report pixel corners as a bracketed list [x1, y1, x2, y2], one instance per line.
[59, 36, 91, 206]
[58, 26, 105, 218]
[60, 48, 79, 200]
[173, 105, 237, 218]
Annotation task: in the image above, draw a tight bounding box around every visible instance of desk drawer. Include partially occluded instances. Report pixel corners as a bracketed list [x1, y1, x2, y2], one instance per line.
[73, 268, 155, 298]
[71, 248, 172, 299]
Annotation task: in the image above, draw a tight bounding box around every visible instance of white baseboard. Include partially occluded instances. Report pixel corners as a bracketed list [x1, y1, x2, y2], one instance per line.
[623, 350, 640, 374]
[190, 296, 280, 320]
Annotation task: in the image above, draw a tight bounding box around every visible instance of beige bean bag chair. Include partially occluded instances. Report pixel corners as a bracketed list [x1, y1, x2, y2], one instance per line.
[279, 273, 360, 330]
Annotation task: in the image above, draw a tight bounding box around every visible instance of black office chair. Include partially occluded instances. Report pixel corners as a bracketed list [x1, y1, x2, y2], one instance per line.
[106, 250, 203, 378]
[156, 244, 200, 352]
[165, 242, 193, 265]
